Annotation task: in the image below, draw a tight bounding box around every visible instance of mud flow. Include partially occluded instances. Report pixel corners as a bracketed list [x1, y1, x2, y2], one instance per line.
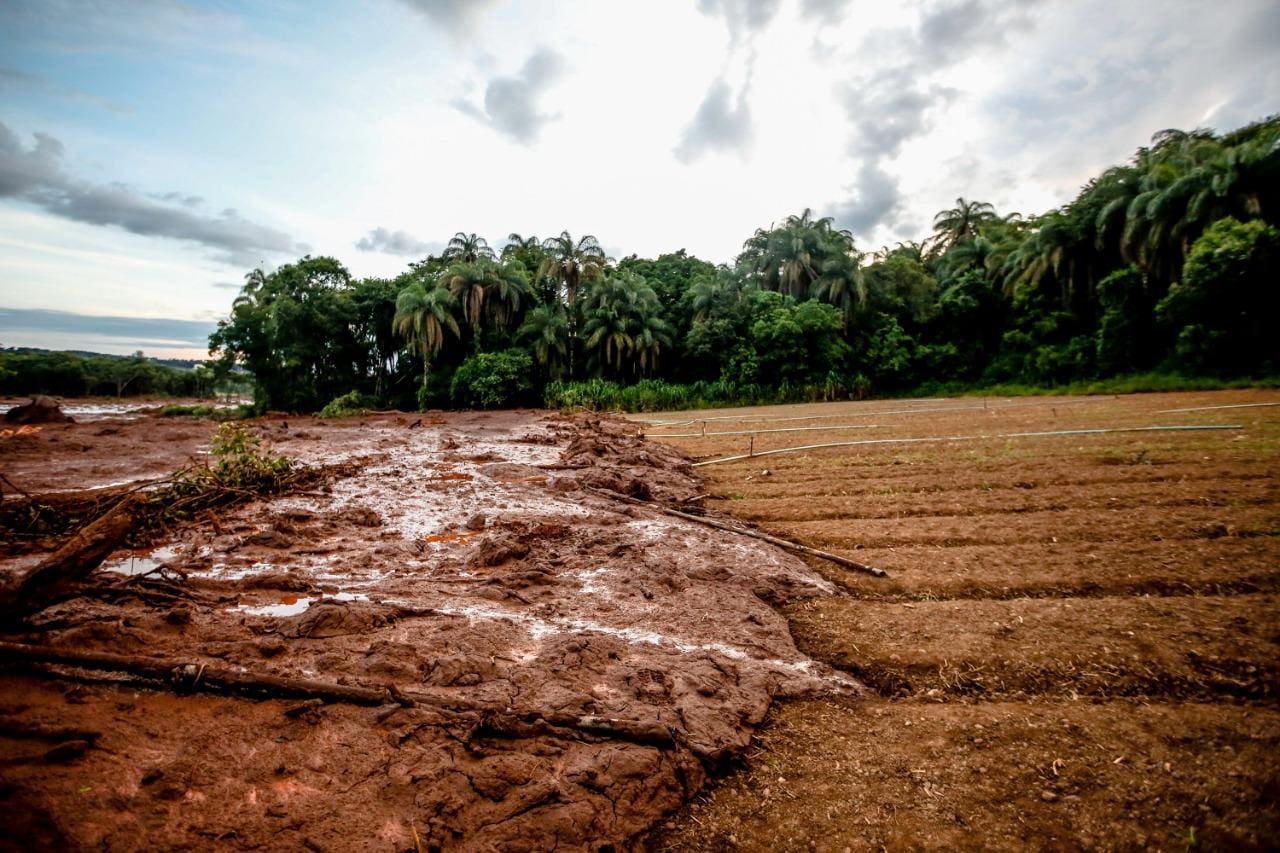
[0, 409, 855, 851]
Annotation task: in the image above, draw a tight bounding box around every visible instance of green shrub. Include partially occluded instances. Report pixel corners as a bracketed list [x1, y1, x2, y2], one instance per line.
[318, 390, 374, 418]
[1156, 217, 1280, 375]
[450, 350, 536, 409]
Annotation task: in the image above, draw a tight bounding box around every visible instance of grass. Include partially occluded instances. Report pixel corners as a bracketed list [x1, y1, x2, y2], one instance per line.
[922, 373, 1280, 399]
[545, 373, 1280, 414]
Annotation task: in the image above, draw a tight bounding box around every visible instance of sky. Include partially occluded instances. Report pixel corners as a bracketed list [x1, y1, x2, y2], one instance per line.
[0, 0, 1276, 358]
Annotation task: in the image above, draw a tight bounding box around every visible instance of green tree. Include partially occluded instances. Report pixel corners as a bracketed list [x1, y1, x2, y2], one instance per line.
[517, 303, 570, 379]
[538, 231, 608, 377]
[932, 198, 997, 249]
[209, 257, 364, 412]
[580, 271, 673, 377]
[1156, 216, 1280, 374]
[442, 232, 494, 264]
[739, 209, 863, 310]
[393, 280, 461, 392]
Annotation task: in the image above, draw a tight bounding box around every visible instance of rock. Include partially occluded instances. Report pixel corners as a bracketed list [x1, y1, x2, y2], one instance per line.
[464, 513, 487, 531]
[4, 396, 73, 424]
[1041, 790, 1059, 803]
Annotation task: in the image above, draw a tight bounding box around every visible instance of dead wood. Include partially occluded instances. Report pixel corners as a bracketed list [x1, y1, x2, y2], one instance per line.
[0, 641, 397, 705]
[0, 494, 145, 619]
[0, 641, 684, 751]
[590, 487, 888, 578]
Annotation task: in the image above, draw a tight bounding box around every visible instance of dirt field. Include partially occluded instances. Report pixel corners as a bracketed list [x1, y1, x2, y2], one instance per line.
[1, 390, 1277, 850]
[641, 389, 1280, 850]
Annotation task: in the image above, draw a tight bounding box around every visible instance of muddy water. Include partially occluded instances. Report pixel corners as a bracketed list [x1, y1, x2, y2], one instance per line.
[0, 411, 859, 851]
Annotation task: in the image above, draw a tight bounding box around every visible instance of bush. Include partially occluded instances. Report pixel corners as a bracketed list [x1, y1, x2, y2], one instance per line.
[1156, 217, 1280, 375]
[318, 390, 374, 418]
[450, 350, 536, 409]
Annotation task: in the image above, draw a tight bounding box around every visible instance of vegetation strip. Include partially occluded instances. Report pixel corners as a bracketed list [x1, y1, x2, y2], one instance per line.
[691, 423, 1244, 466]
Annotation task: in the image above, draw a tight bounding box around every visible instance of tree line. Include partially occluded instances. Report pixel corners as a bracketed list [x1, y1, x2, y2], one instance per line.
[0, 348, 236, 399]
[208, 116, 1278, 413]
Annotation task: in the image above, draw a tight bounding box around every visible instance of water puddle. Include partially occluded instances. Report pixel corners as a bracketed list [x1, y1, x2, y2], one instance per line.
[234, 591, 369, 617]
[102, 545, 182, 576]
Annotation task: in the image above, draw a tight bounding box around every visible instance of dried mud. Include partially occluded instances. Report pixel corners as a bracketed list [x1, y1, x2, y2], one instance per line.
[0, 410, 855, 851]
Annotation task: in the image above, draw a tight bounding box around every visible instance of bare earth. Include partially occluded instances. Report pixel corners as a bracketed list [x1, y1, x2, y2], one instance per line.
[642, 389, 1279, 851]
[1, 389, 1277, 850]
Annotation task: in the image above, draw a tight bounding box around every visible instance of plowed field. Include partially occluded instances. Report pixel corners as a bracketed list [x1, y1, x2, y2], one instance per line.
[646, 389, 1280, 850]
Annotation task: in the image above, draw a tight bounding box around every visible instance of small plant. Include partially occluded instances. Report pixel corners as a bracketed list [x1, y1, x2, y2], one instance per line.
[174, 423, 292, 494]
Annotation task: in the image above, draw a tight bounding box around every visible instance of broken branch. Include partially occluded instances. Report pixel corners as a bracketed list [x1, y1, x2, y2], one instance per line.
[590, 488, 887, 578]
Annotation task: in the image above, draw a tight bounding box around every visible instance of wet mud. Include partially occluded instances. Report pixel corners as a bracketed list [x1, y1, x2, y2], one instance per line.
[0, 409, 856, 851]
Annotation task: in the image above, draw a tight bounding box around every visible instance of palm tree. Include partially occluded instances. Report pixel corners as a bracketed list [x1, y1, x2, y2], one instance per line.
[503, 233, 541, 256]
[933, 198, 998, 249]
[580, 271, 671, 376]
[441, 258, 534, 338]
[393, 282, 460, 388]
[442, 232, 494, 264]
[538, 231, 608, 378]
[738, 209, 861, 303]
[517, 303, 569, 378]
[482, 260, 534, 332]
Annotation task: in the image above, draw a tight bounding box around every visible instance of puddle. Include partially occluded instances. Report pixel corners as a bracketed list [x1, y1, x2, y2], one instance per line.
[234, 590, 369, 617]
[102, 545, 182, 576]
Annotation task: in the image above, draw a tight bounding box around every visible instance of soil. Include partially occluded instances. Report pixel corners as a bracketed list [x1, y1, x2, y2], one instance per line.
[3, 389, 1278, 851]
[645, 388, 1280, 850]
[0, 408, 853, 851]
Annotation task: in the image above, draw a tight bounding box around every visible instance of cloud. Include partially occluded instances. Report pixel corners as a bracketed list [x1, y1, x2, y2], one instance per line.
[396, 0, 501, 37]
[0, 307, 217, 349]
[674, 77, 754, 163]
[153, 191, 204, 208]
[355, 227, 442, 256]
[452, 48, 565, 145]
[0, 121, 306, 266]
[829, 163, 904, 235]
[800, 0, 852, 26]
[0, 65, 132, 114]
[840, 69, 956, 159]
[918, 0, 1043, 67]
[826, 0, 1041, 236]
[678, 0, 780, 164]
[697, 0, 783, 44]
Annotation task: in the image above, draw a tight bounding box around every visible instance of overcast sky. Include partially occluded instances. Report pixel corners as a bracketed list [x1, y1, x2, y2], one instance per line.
[1, 0, 1276, 357]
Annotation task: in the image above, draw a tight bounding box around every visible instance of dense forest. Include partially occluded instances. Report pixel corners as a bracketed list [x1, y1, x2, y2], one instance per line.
[0, 348, 233, 399]
[193, 116, 1276, 412]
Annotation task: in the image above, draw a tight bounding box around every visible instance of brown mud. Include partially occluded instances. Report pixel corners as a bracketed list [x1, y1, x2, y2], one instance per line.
[647, 389, 1280, 850]
[0, 410, 855, 851]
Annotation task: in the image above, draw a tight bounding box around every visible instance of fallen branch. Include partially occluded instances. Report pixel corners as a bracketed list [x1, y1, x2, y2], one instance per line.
[0, 642, 683, 752]
[0, 494, 144, 619]
[0, 641, 396, 705]
[590, 487, 887, 578]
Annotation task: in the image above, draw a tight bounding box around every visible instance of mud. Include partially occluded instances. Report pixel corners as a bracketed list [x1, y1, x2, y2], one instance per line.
[0, 409, 855, 850]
